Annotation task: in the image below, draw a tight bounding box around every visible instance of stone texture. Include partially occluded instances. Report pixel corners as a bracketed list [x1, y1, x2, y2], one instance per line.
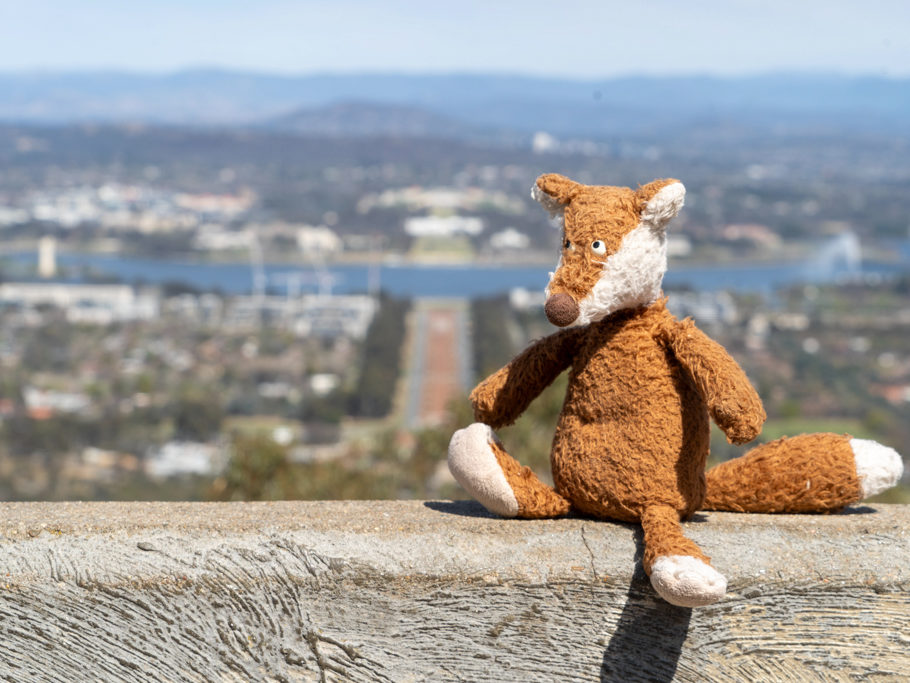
[0, 500, 908, 681]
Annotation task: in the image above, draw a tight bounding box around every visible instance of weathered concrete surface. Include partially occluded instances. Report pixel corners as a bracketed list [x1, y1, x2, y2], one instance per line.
[0, 501, 908, 682]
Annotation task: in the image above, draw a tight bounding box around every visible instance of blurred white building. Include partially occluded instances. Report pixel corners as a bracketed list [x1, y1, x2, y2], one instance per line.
[0, 283, 159, 324]
[146, 441, 220, 478]
[38, 236, 57, 278]
[297, 225, 343, 253]
[404, 215, 483, 237]
[489, 228, 530, 250]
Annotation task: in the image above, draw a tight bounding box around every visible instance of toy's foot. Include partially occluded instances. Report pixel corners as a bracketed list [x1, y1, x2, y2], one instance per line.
[448, 423, 519, 517]
[650, 555, 727, 607]
[851, 438, 904, 499]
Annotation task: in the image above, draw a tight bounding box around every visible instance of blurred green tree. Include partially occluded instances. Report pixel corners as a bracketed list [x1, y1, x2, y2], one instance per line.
[210, 433, 294, 501]
[173, 385, 224, 441]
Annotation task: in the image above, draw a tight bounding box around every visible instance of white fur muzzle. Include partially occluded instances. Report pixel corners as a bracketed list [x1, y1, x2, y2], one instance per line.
[572, 223, 668, 326]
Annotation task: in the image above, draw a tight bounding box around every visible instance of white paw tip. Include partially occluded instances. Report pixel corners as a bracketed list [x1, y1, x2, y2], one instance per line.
[850, 438, 904, 498]
[650, 555, 727, 607]
[448, 423, 518, 518]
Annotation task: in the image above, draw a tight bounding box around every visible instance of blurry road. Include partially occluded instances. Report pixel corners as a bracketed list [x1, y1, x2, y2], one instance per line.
[404, 299, 472, 429]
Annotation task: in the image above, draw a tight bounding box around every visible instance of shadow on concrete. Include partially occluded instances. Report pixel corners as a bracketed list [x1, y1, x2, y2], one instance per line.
[600, 527, 692, 683]
[424, 499, 590, 521]
[840, 505, 878, 515]
[423, 500, 501, 518]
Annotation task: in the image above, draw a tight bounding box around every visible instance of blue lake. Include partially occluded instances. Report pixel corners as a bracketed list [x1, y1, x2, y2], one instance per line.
[5, 249, 909, 298]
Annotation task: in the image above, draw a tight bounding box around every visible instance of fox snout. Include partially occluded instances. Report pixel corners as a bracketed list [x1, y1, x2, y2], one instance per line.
[545, 292, 579, 327]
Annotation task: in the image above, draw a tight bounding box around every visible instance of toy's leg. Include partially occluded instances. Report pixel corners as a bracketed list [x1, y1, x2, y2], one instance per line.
[448, 423, 571, 518]
[704, 433, 904, 513]
[641, 505, 727, 607]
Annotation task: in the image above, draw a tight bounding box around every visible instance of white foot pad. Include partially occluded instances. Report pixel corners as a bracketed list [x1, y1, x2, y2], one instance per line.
[650, 555, 727, 607]
[448, 423, 518, 518]
[850, 438, 904, 498]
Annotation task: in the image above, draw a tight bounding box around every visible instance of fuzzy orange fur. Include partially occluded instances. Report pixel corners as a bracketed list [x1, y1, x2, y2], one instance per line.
[474, 299, 768, 524]
[704, 433, 861, 512]
[457, 173, 884, 594]
[541, 177, 650, 303]
[641, 506, 710, 573]
[490, 441, 571, 518]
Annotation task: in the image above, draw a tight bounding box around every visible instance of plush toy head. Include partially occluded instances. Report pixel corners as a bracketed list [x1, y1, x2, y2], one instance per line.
[532, 173, 685, 327]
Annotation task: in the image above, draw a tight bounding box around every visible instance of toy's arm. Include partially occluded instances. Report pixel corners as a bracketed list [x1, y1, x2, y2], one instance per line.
[658, 317, 766, 444]
[470, 327, 584, 429]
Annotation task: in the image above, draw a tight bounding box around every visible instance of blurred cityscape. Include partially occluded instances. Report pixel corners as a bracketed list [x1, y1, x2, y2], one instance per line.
[0, 72, 908, 502]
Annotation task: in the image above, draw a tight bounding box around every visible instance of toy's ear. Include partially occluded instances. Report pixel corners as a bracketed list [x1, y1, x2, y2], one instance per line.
[638, 179, 685, 232]
[532, 173, 582, 217]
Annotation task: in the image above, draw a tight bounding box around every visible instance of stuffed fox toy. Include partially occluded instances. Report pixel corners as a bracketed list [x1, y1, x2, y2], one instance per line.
[448, 173, 904, 607]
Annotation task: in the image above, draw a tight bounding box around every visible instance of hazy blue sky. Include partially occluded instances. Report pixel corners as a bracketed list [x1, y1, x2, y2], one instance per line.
[1, 0, 907, 77]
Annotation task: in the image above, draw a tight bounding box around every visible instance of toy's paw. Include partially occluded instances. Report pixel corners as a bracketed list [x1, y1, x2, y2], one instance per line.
[717, 416, 762, 445]
[712, 400, 766, 445]
[851, 438, 904, 499]
[448, 423, 518, 518]
[650, 555, 727, 607]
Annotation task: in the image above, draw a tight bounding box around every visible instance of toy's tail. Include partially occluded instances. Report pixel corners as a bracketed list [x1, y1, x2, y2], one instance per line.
[704, 433, 903, 513]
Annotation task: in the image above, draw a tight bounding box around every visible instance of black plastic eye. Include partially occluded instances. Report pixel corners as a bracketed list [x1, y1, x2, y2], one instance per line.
[564, 239, 571, 249]
[592, 240, 606, 255]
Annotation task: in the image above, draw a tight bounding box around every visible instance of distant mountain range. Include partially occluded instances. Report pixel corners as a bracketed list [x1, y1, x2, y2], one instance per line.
[267, 101, 499, 140]
[0, 70, 907, 139]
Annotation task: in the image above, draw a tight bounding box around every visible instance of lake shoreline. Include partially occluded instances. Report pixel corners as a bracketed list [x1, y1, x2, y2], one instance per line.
[4, 235, 909, 271]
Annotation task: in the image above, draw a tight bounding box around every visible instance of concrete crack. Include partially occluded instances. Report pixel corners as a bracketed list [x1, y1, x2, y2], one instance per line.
[580, 524, 600, 582]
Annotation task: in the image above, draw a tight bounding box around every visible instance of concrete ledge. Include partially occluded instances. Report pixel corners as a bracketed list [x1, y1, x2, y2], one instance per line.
[1, 501, 908, 681]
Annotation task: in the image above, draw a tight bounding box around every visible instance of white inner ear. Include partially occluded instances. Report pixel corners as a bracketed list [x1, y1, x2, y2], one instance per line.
[641, 182, 685, 232]
[531, 183, 566, 220]
[574, 223, 667, 326]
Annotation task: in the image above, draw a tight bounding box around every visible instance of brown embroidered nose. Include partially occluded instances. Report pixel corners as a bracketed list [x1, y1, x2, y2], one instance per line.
[545, 293, 579, 327]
